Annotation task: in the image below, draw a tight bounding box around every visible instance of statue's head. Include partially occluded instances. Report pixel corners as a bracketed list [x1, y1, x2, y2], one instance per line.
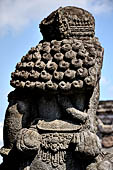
[10, 6, 104, 132]
[40, 6, 95, 41]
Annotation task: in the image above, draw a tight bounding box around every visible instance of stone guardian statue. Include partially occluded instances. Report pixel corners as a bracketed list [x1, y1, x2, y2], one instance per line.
[1, 6, 113, 170]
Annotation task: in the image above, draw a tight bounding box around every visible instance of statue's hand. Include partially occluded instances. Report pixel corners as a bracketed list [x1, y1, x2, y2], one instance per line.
[72, 131, 101, 158]
[57, 95, 88, 123]
[16, 128, 41, 153]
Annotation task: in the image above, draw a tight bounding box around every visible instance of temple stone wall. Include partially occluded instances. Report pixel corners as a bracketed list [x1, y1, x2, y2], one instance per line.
[97, 100, 113, 153]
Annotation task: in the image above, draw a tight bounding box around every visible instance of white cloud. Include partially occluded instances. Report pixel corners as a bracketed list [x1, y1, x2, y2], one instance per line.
[100, 76, 110, 86]
[100, 75, 113, 99]
[0, 0, 113, 36]
[90, 0, 113, 14]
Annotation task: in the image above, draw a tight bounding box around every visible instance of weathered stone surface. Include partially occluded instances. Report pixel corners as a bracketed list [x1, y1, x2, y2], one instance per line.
[10, 37, 103, 92]
[40, 6, 95, 41]
[1, 5, 112, 170]
[102, 136, 113, 148]
[97, 101, 113, 152]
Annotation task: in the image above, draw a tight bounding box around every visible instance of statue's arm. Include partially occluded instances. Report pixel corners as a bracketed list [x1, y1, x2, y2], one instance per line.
[2, 90, 41, 157]
[3, 102, 23, 150]
[57, 94, 88, 123]
[2, 90, 29, 155]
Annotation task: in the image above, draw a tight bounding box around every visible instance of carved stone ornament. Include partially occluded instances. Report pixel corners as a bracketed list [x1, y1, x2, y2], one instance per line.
[1, 6, 113, 170]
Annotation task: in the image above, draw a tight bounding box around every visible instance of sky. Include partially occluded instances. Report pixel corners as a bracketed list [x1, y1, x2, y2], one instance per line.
[0, 0, 113, 163]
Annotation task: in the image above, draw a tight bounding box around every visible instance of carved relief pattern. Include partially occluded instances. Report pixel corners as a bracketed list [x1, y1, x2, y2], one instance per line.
[38, 132, 73, 168]
[41, 133, 73, 152]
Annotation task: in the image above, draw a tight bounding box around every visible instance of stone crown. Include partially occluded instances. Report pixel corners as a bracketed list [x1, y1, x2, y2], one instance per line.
[40, 6, 95, 41]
